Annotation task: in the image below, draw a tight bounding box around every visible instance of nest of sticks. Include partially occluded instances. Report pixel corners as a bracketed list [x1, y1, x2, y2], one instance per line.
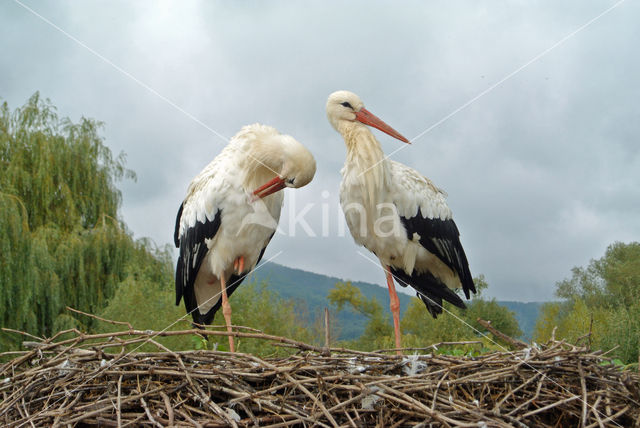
[1, 323, 639, 427]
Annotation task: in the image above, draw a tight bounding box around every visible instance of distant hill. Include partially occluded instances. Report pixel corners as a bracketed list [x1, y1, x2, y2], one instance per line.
[248, 263, 544, 341]
[247, 262, 412, 340]
[498, 301, 545, 341]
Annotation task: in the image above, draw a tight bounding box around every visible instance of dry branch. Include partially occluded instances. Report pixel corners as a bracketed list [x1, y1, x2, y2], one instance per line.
[476, 318, 528, 349]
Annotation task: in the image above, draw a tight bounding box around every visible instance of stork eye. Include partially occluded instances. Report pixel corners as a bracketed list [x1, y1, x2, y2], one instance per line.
[287, 178, 295, 185]
[340, 102, 353, 109]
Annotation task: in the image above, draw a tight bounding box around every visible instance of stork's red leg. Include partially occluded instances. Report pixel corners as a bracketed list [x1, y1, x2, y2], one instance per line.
[383, 264, 403, 355]
[234, 256, 245, 275]
[220, 274, 235, 352]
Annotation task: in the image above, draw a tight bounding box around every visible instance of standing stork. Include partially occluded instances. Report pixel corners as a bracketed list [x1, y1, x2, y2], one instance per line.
[174, 124, 316, 352]
[326, 91, 476, 352]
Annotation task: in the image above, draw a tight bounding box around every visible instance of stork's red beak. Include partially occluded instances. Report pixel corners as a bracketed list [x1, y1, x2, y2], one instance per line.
[355, 107, 410, 144]
[253, 176, 286, 199]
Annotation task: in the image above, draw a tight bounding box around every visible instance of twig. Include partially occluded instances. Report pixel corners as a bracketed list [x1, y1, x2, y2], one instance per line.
[324, 307, 331, 356]
[579, 361, 588, 427]
[139, 397, 162, 428]
[117, 375, 122, 428]
[159, 391, 174, 426]
[66, 306, 133, 331]
[476, 318, 528, 349]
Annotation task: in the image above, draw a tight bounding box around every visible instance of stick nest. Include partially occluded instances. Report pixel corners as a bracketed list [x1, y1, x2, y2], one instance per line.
[1, 327, 639, 427]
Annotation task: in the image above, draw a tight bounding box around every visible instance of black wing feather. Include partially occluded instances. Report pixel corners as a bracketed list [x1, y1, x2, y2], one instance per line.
[390, 267, 465, 318]
[393, 208, 476, 317]
[173, 202, 184, 248]
[174, 206, 222, 316]
[400, 208, 475, 298]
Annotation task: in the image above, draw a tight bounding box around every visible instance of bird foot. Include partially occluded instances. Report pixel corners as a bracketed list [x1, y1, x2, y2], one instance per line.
[234, 256, 245, 275]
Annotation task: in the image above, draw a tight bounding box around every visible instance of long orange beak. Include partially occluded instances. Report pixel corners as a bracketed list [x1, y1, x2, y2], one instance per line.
[253, 176, 286, 199]
[355, 107, 410, 144]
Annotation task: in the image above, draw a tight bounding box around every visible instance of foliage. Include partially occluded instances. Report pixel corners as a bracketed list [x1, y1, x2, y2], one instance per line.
[464, 276, 522, 341]
[211, 282, 319, 356]
[328, 281, 393, 349]
[328, 276, 522, 352]
[99, 278, 317, 356]
[402, 275, 521, 350]
[96, 242, 193, 352]
[534, 242, 640, 365]
[0, 93, 137, 350]
[0, 93, 134, 232]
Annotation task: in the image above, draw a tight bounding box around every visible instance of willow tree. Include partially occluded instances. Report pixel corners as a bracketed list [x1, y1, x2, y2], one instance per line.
[0, 93, 138, 349]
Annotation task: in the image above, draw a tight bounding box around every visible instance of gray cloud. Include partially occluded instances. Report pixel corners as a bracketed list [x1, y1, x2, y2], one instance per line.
[2, 1, 639, 302]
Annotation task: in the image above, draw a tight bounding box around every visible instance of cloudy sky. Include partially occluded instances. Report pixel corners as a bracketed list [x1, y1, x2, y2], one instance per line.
[2, 1, 638, 302]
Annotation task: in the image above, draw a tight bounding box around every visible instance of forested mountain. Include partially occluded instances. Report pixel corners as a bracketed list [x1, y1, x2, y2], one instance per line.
[498, 301, 544, 341]
[248, 262, 413, 340]
[249, 262, 543, 340]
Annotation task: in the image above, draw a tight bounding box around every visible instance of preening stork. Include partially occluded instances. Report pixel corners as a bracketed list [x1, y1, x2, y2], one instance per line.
[174, 124, 316, 352]
[326, 91, 476, 353]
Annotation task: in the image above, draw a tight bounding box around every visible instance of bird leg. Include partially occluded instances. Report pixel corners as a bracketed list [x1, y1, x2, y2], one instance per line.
[383, 265, 403, 355]
[219, 274, 235, 352]
[233, 256, 245, 275]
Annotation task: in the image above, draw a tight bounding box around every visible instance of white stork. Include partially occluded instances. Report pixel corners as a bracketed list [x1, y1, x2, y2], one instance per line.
[174, 124, 316, 352]
[326, 91, 476, 352]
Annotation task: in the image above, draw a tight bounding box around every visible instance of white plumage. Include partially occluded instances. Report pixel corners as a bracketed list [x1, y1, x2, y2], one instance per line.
[327, 90, 476, 352]
[174, 124, 315, 351]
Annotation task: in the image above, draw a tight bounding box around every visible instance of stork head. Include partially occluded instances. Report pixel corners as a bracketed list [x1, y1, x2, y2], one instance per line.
[253, 134, 316, 199]
[326, 90, 409, 143]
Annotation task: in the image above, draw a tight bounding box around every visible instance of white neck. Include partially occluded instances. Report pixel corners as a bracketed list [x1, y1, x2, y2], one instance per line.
[341, 123, 389, 210]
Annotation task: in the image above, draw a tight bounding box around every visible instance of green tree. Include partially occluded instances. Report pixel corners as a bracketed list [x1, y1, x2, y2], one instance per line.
[328, 282, 394, 350]
[401, 300, 469, 346]
[465, 276, 522, 342]
[534, 242, 640, 364]
[0, 93, 138, 349]
[402, 275, 521, 349]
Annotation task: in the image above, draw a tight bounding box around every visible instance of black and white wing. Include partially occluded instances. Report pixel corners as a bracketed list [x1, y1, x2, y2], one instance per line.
[390, 161, 476, 317]
[174, 200, 221, 323]
[174, 189, 274, 325]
